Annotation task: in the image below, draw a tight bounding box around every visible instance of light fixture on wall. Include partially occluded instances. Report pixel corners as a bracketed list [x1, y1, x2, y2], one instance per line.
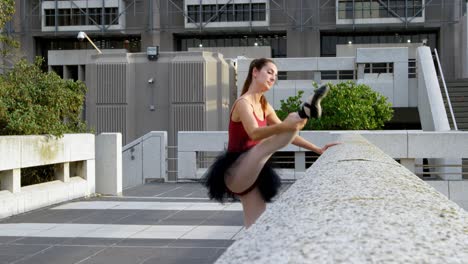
[77, 31, 102, 54]
[254, 42, 258, 46]
[407, 39, 411, 43]
[348, 40, 353, 45]
[199, 43, 203, 48]
[422, 38, 428, 46]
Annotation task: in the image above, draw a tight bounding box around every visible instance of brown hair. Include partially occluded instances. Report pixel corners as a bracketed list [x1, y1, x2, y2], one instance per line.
[240, 58, 275, 111]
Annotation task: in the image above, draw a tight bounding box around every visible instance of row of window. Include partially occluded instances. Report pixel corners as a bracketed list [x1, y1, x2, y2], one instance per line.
[46, 37, 140, 52]
[187, 3, 266, 23]
[321, 32, 437, 56]
[44, 8, 119, 27]
[338, 0, 423, 19]
[305, 61, 414, 80]
[178, 34, 286, 58]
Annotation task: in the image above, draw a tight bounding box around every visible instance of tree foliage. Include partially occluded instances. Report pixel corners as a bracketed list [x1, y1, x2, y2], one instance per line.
[276, 81, 394, 130]
[0, 0, 19, 67]
[0, 57, 88, 136]
[0, 0, 14, 29]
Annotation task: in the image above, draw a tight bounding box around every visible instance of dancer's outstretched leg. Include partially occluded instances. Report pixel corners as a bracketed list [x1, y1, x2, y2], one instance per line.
[226, 127, 299, 228]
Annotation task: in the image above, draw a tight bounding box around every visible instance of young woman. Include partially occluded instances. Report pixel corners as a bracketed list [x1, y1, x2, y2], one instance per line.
[203, 58, 338, 228]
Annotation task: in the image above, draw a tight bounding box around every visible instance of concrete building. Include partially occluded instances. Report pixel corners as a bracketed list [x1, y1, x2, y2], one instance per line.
[10, 1, 468, 80]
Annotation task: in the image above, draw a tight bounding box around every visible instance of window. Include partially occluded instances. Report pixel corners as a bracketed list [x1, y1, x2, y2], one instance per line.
[364, 63, 393, 74]
[104, 8, 118, 25]
[408, 59, 417, 78]
[252, 3, 266, 21]
[187, 5, 200, 23]
[45, 9, 55, 26]
[44, 7, 119, 27]
[88, 8, 101, 25]
[187, 2, 267, 24]
[337, 0, 423, 19]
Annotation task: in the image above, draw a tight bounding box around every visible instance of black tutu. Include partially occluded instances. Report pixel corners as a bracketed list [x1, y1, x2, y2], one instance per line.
[201, 150, 281, 203]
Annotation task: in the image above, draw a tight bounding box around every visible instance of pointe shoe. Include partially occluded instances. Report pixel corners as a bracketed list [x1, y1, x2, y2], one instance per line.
[298, 84, 330, 119]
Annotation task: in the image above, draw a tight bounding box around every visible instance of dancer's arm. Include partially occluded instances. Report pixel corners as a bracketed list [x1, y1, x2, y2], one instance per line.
[234, 99, 304, 141]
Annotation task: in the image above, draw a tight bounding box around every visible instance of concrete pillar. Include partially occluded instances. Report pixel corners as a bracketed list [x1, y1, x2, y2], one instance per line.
[400, 158, 415, 173]
[54, 162, 70, 183]
[295, 152, 306, 175]
[96, 133, 122, 196]
[71, 160, 95, 195]
[0, 169, 21, 193]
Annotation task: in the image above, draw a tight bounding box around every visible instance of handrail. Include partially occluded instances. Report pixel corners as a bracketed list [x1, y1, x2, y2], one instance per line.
[434, 48, 458, 130]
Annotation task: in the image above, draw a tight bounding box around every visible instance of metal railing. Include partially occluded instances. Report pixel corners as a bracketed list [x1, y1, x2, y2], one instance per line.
[434, 48, 458, 130]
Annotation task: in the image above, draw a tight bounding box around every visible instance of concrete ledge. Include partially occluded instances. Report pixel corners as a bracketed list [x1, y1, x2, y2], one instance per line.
[0, 134, 95, 219]
[0, 177, 88, 219]
[215, 134, 468, 263]
[0, 134, 94, 171]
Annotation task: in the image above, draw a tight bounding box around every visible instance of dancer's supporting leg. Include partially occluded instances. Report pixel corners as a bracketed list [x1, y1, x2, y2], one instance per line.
[225, 113, 303, 228]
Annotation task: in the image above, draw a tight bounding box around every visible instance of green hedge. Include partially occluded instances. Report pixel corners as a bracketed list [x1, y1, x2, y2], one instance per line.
[276, 81, 394, 130]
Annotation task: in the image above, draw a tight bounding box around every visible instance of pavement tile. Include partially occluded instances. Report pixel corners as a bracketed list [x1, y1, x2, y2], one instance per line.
[11, 237, 70, 245]
[0, 183, 246, 264]
[167, 239, 234, 248]
[0, 244, 51, 260]
[0, 236, 22, 244]
[113, 210, 175, 225]
[202, 211, 243, 226]
[116, 238, 175, 247]
[160, 210, 216, 226]
[78, 247, 158, 264]
[62, 237, 123, 246]
[181, 226, 242, 240]
[13, 245, 105, 264]
[68, 210, 138, 224]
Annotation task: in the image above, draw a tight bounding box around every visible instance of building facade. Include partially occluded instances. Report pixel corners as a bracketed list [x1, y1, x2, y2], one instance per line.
[11, 0, 468, 80]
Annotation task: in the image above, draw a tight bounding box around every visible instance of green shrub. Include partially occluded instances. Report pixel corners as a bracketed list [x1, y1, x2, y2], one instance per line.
[0, 57, 88, 136]
[276, 81, 394, 130]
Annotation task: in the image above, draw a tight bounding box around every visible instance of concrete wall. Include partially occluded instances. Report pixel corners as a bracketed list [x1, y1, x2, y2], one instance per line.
[356, 47, 409, 107]
[83, 50, 231, 146]
[13, 1, 466, 81]
[122, 132, 167, 188]
[0, 134, 95, 219]
[237, 47, 413, 110]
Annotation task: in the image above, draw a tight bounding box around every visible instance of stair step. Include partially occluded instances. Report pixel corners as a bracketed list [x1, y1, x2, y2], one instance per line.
[445, 82, 468, 87]
[447, 112, 468, 118]
[444, 92, 468, 97]
[444, 102, 468, 107]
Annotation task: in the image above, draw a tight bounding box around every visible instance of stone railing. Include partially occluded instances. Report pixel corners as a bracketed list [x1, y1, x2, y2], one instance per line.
[178, 130, 468, 180]
[0, 134, 95, 219]
[215, 134, 468, 263]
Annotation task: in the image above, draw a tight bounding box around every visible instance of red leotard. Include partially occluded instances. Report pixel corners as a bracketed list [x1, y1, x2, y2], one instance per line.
[227, 100, 267, 152]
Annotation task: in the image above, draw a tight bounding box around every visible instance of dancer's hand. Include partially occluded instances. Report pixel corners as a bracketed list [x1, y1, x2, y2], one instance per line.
[317, 142, 341, 154]
[282, 113, 307, 131]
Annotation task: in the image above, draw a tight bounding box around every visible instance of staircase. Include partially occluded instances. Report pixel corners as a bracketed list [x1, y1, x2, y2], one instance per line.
[441, 79, 468, 131]
[440, 78, 468, 178]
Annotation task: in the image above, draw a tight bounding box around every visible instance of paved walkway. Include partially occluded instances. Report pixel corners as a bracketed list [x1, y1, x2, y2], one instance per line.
[0, 183, 255, 264]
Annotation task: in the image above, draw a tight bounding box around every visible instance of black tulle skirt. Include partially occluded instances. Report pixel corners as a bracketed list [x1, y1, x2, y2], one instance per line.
[201, 150, 281, 203]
